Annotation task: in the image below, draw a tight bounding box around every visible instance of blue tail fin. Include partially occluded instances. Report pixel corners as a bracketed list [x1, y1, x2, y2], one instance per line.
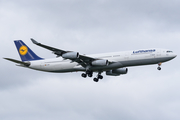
[14, 40, 43, 61]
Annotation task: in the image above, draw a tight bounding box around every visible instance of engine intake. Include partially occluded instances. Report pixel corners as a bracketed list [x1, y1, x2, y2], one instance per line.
[91, 59, 109, 66]
[62, 52, 79, 59]
[106, 68, 128, 76]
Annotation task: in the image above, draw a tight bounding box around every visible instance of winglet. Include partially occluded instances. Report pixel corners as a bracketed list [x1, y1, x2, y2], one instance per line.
[31, 38, 39, 45]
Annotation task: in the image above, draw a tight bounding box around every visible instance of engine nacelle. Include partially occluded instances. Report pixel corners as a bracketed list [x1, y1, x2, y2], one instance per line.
[62, 52, 79, 59]
[91, 59, 109, 66]
[106, 68, 128, 76]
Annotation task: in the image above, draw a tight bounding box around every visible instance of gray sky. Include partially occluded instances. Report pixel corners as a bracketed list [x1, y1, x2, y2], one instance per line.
[0, 0, 180, 120]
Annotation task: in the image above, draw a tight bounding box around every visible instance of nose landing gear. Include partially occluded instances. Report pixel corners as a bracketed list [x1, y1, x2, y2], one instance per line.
[157, 67, 161, 70]
[157, 62, 162, 70]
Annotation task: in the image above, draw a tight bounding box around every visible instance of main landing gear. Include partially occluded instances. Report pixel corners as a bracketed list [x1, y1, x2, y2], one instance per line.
[81, 71, 103, 82]
[81, 70, 93, 78]
[93, 74, 103, 82]
[157, 62, 162, 70]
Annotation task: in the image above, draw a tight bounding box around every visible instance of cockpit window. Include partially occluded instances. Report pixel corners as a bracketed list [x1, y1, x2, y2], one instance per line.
[167, 51, 173, 53]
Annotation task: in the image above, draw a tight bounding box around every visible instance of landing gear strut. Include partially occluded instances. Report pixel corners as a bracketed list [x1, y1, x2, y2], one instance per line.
[157, 62, 162, 70]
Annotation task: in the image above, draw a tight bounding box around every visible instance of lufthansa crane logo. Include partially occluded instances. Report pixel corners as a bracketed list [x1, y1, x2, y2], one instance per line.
[19, 46, 28, 55]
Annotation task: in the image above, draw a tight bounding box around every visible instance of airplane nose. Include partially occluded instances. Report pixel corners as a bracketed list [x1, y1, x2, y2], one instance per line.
[173, 54, 177, 58]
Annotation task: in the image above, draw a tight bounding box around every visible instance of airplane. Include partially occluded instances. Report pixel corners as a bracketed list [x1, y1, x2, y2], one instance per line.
[4, 39, 177, 82]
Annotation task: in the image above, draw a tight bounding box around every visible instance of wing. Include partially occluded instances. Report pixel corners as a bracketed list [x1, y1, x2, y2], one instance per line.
[31, 38, 96, 67]
[31, 38, 66, 56]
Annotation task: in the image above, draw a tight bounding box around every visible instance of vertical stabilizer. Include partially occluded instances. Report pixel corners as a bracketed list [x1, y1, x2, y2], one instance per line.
[14, 40, 43, 61]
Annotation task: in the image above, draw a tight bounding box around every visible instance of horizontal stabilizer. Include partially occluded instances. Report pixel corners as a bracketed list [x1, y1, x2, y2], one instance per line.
[4, 58, 30, 67]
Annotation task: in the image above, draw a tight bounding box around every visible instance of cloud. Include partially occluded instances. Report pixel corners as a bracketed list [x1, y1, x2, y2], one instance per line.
[1, 73, 180, 120]
[0, 0, 180, 120]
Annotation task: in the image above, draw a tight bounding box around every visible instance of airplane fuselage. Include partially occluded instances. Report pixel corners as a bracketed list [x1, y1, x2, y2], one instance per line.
[28, 48, 176, 73]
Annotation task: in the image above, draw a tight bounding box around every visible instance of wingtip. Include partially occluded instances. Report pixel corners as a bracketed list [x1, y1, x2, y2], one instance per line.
[30, 38, 39, 44]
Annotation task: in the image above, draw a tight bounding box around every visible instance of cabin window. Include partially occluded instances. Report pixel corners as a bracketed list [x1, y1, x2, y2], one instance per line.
[167, 51, 173, 53]
[98, 56, 112, 58]
[113, 55, 120, 57]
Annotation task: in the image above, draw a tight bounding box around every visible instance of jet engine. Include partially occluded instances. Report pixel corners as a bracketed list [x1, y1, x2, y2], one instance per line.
[91, 59, 109, 66]
[62, 52, 79, 59]
[106, 68, 128, 76]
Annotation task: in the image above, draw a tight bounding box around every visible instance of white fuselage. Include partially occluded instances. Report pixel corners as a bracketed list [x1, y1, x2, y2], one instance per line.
[28, 48, 176, 73]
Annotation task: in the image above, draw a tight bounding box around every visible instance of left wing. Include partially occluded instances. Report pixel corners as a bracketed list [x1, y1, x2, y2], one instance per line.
[31, 38, 97, 67]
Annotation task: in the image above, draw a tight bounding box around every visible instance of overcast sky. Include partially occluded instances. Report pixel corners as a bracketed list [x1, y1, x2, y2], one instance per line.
[0, 0, 180, 120]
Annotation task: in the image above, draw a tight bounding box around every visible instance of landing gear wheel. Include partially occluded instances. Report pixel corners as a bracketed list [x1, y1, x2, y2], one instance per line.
[81, 73, 87, 78]
[93, 78, 99, 82]
[88, 74, 93, 77]
[86, 70, 93, 77]
[98, 75, 103, 79]
[157, 67, 161, 70]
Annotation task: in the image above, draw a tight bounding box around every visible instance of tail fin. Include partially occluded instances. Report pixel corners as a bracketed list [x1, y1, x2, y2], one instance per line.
[14, 40, 43, 61]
